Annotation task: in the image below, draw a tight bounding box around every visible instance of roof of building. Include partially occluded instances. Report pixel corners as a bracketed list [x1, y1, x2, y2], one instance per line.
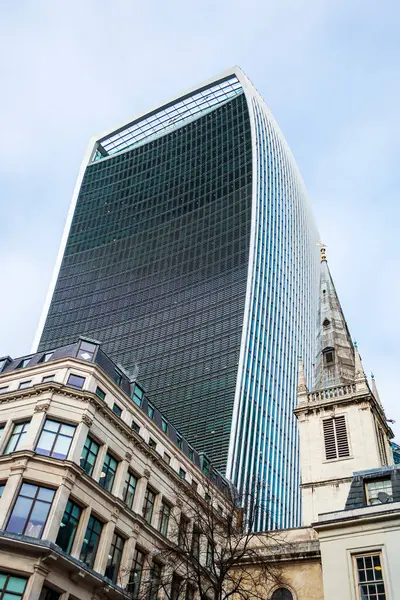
[0, 337, 231, 495]
[345, 464, 400, 510]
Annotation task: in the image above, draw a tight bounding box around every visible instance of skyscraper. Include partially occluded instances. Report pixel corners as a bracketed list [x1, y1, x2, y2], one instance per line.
[35, 67, 319, 529]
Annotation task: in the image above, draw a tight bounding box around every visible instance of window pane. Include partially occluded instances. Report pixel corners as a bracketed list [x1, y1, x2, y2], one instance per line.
[25, 500, 51, 538]
[52, 435, 73, 459]
[6, 496, 33, 533]
[36, 431, 55, 455]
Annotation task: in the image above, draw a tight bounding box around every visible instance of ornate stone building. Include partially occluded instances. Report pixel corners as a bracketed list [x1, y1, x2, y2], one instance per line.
[0, 338, 232, 599]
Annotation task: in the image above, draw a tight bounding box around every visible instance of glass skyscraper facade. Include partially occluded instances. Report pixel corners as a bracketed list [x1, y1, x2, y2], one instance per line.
[36, 68, 319, 530]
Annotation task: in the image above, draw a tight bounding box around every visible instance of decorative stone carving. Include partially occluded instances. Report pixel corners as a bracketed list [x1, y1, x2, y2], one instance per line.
[125, 452, 133, 462]
[81, 414, 93, 427]
[143, 468, 151, 479]
[34, 403, 49, 413]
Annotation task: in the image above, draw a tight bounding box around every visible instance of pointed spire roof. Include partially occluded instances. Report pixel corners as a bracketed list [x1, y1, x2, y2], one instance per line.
[371, 373, 383, 407]
[313, 248, 355, 390]
[297, 357, 308, 393]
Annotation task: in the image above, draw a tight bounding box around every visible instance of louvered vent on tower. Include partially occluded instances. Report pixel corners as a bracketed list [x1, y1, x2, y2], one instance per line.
[323, 416, 350, 460]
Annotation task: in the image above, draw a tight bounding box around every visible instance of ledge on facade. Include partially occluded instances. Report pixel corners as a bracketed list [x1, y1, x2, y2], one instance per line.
[313, 500, 400, 530]
[0, 531, 125, 599]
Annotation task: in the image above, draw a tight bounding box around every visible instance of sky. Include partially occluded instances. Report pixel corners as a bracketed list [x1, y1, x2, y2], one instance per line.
[1, 1, 399, 438]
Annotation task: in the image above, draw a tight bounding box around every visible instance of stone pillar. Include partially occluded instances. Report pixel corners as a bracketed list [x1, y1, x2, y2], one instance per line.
[93, 510, 118, 575]
[152, 492, 163, 531]
[119, 523, 140, 589]
[113, 452, 132, 500]
[23, 563, 49, 600]
[42, 472, 76, 542]
[70, 506, 91, 560]
[19, 403, 48, 451]
[92, 444, 108, 482]
[0, 458, 27, 529]
[68, 414, 93, 465]
[133, 469, 150, 518]
[0, 419, 14, 454]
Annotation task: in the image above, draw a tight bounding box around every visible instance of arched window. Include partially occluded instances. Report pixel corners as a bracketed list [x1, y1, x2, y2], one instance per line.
[271, 589, 293, 600]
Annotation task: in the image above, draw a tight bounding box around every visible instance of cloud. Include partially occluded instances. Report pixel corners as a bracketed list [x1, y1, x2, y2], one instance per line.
[1, 0, 399, 439]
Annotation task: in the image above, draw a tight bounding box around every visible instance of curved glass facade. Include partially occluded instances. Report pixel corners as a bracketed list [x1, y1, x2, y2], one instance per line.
[37, 69, 319, 530]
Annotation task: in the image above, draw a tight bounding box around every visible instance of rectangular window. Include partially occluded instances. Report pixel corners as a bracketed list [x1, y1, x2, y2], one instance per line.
[40, 352, 54, 363]
[163, 452, 171, 465]
[95, 386, 106, 400]
[123, 471, 138, 509]
[114, 370, 123, 386]
[191, 480, 198, 491]
[149, 562, 162, 600]
[158, 500, 171, 536]
[0, 573, 27, 599]
[185, 585, 195, 600]
[99, 453, 118, 492]
[161, 419, 168, 434]
[42, 375, 55, 383]
[171, 573, 183, 600]
[148, 404, 155, 419]
[365, 479, 393, 505]
[55, 499, 82, 553]
[143, 487, 156, 524]
[132, 383, 144, 407]
[178, 515, 189, 548]
[77, 341, 97, 362]
[18, 381, 31, 390]
[149, 438, 157, 449]
[0, 387, 8, 394]
[17, 358, 31, 369]
[0, 484, 5, 497]
[112, 403, 122, 417]
[355, 553, 386, 599]
[38, 586, 60, 600]
[376, 425, 389, 466]
[66, 374, 85, 390]
[80, 515, 103, 568]
[323, 416, 350, 460]
[179, 468, 186, 480]
[80, 436, 100, 476]
[6, 483, 55, 538]
[129, 547, 145, 598]
[206, 541, 213, 568]
[191, 526, 200, 559]
[177, 435, 182, 449]
[188, 448, 194, 461]
[0, 425, 4, 442]
[36, 419, 76, 460]
[105, 531, 125, 583]
[132, 420, 140, 433]
[4, 421, 30, 454]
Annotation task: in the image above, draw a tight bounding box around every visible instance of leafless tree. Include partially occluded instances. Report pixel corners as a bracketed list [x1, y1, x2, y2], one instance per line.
[101, 479, 290, 600]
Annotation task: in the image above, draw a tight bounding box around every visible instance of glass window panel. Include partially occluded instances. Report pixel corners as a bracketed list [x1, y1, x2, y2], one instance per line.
[25, 501, 51, 538]
[36, 431, 55, 455]
[52, 435, 72, 459]
[6, 497, 33, 533]
[45, 420, 60, 433]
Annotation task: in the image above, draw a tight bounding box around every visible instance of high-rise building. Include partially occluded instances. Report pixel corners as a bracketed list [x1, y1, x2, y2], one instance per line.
[35, 67, 319, 529]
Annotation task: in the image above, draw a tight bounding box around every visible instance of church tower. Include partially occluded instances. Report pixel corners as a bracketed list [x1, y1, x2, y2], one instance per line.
[295, 247, 393, 525]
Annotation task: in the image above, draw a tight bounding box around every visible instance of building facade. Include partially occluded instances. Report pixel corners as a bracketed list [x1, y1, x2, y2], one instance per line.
[34, 67, 320, 530]
[0, 340, 231, 600]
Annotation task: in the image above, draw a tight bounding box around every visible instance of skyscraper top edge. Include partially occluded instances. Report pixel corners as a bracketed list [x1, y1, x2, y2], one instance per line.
[92, 66, 249, 160]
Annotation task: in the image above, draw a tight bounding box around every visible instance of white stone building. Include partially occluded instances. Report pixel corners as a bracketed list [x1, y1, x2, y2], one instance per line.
[0, 338, 232, 600]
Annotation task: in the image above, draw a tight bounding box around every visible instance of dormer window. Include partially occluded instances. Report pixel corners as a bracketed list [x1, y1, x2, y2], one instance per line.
[77, 341, 97, 362]
[365, 479, 393, 505]
[323, 347, 335, 365]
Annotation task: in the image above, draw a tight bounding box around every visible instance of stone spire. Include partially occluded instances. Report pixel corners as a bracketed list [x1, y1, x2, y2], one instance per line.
[313, 247, 355, 390]
[297, 357, 308, 393]
[371, 372, 383, 407]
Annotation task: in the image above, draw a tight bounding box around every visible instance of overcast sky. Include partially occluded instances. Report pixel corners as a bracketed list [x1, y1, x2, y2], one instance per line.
[1, 1, 399, 439]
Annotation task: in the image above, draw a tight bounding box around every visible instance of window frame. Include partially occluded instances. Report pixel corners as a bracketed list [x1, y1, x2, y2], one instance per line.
[99, 452, 118, 492]
[4, 421, 30, 454]
[129, 546, 146, 598]
[158, 500, 171, 536]
[0, 572, 27, 599]
[79, 514, 103, 568]
[353, 551, 387, 600]
[143, 487, 156, 524]
[105, 531, 125, 584]
[365, 478, 393, 505]
[66, 373, 86, 390]
[80, 436, 100, 476]
[35, 419, 76, 460]
[55, 498, 82, 553]
[6, 482, 55, 539]
[322, 414, 351, 461]
[123, 470, 138, 509]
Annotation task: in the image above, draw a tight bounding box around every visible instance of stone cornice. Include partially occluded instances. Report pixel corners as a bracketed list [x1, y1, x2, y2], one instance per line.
[301, 476, 353, 489]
